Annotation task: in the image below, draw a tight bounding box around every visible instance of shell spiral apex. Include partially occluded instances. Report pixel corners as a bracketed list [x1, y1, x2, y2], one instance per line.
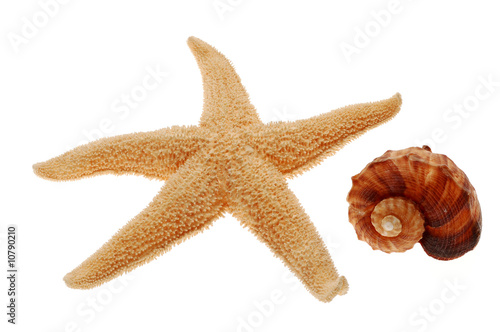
[347, 146, 482, 260]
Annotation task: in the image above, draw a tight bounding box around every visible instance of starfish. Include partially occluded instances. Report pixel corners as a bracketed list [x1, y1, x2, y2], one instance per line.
[33, 37, 402, 302]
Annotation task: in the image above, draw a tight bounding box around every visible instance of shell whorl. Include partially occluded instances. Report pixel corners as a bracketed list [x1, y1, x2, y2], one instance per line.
[347, 146, 482, 260]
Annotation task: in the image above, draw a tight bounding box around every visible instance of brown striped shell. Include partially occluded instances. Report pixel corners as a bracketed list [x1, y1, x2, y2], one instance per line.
[346, 146, 481, 260]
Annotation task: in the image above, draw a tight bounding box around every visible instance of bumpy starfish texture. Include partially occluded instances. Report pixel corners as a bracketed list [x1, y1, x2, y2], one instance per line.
[33, 37, 402, 302]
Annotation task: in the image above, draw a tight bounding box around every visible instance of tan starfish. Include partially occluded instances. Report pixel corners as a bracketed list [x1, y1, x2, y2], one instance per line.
[33, 37, 402, 302]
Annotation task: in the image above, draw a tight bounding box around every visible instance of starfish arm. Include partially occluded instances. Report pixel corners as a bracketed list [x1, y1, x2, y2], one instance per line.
[227, 153, 348, 302]
[63, 152, 226, 289]
[33, 125, 209, 181]
[187, 37, 262, 129]
[246, 93, 402, 177]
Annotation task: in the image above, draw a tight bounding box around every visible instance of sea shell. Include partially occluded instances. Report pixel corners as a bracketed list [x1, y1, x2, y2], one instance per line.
[346, 146, 482, 260]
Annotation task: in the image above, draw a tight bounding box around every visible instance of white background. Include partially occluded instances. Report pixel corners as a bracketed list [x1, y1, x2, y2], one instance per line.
[1, 1, 499, 331]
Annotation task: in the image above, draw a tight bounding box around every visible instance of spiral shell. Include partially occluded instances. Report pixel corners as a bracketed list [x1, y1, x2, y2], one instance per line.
[347, 146, 482, 260]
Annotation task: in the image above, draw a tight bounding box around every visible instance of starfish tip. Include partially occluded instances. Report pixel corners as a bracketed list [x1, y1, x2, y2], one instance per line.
[33, 161, 57, 181]
[63, 272, 77, 289]
[336, 276, 349, 296]
[32, 162, 46, 177]
[389, 92, 402, 109]
[393, 92, 402, 104]
[186, 36, 220, 59]
[187, 36, 204, 48]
